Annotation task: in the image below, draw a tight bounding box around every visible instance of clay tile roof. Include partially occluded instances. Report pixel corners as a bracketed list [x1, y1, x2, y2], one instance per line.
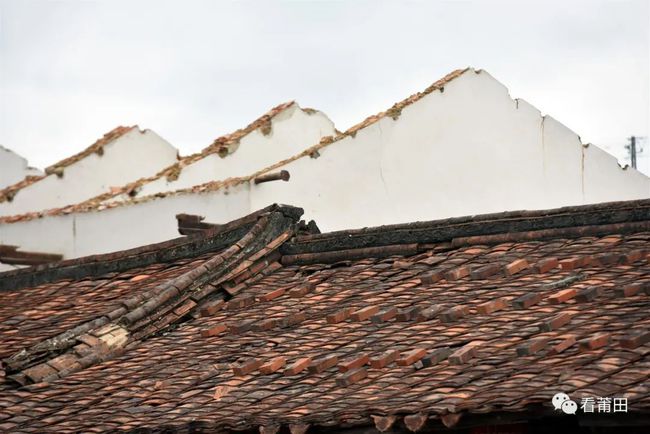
[0, 199, 649, 432]
[0, 126, 136, 204]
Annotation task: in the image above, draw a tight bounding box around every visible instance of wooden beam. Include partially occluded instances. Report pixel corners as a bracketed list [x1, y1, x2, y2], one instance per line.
[175, 213, 220, 235]
[0, 245, 62, 266]
[254, 170, 290, 184]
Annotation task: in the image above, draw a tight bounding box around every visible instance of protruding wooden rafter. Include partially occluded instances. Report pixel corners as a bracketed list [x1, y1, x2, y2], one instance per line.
[175, 213, 219, 235]
[0, 245, 63, 266]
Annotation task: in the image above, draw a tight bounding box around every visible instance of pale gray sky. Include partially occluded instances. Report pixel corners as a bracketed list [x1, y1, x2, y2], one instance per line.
[1, 0, 649, 174]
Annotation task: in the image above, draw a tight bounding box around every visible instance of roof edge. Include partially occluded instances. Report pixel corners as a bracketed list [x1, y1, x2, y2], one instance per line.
[2, 206, 301, 386]
[0, 204, 303, 292]
[280, 199, 650, 257]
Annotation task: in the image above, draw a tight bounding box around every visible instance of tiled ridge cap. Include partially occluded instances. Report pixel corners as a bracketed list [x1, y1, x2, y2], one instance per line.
[0, 126, 136, 204]
[1, 209, 297, 386]
[0, 174, 253, 224]
[0, 204, 303, 292]
[107, 101, 298, 192]
[280, 199, 650, 257]
[451, 221, 650, 247]
[0, 103, 298, 223]
[43, 126, 138, 175]
[339, 68, 469, 139]
[0, 69, 468, 223]
[183, 101, 296, 165]
[138, 68, 466, 202]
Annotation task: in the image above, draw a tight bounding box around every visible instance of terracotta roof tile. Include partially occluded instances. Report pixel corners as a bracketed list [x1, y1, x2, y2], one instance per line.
[0, 200, 649, 431]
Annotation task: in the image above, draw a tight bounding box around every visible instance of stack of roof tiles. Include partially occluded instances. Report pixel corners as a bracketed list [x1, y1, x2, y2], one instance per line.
[0, 200, 648, 433]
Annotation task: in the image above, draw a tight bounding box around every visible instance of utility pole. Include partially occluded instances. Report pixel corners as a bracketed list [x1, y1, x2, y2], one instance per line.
[625, 136, 638, 169]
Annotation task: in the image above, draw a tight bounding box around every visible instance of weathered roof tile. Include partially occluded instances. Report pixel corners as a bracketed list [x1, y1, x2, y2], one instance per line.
[0, 200, 648, 432]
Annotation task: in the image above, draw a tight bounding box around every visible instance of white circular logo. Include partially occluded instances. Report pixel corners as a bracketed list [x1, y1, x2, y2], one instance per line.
[552, 392, 570, 410]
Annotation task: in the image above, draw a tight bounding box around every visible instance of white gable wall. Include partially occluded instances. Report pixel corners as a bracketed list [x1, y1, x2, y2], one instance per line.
[0, 146, 42, 189]
[0, 106, 335, 259]
[0, 185, 251, 258]
[249, 69, 649, 230]
[582, 142, 650, 202]
[135, 104, 336, 197]
[72, 186, 251, 257]
[1, 69, 648, 261]
[0, 129, 178, 216]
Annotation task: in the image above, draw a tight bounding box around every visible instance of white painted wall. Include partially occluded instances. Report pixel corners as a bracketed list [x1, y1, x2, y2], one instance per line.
[130, 104, 335, 198]
[0, 185, 250, 258]
[1, 69, 648, 260]
[0, 129, 178, 216]
[0, 105, 334, 259]
[74, 186, 252, 257]
[250, 69, 650, 229]
[0, 145, 42, 189]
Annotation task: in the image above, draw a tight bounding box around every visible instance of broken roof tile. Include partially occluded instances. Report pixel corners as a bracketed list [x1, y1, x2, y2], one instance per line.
[0, 199, 648, 432]
[284, 357, 311, 376]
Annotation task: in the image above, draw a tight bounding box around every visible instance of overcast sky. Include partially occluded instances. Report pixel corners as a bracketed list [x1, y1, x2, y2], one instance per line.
[1, 0, 649, 175]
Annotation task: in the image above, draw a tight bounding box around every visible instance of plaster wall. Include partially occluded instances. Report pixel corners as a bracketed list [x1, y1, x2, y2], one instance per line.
[0, 129, 178, 216]
[135, 104, 336, 197]
[249, 70, 649, 231]
[0, 146, 42, 189]
[1, 69, 648, 261]
[0, 185, 251, 258]
[71, 186, 250, 257]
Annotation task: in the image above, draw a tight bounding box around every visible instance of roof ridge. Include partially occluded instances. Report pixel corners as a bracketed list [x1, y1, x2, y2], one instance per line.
[0, 126, 136, 204]
[43, 126, 137, 174]
[3, 199, 648, 291]
[279, 199, 650, 262]
[0, 69, 469, 222]
[1, 207, 300, 386]
[96, 101, 298, 200]
[340, 68, 469, 139]
[0, 204, 304, 291]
